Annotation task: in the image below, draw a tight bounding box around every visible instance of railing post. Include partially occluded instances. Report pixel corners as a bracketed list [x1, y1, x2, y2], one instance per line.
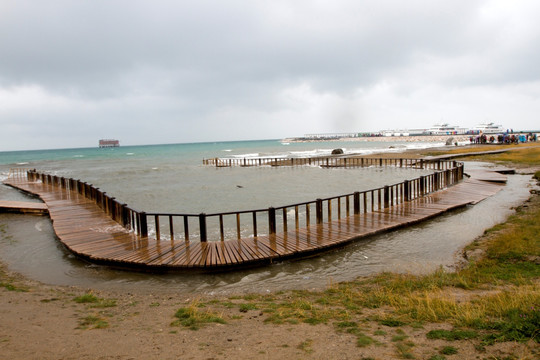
[316, 198, 323, 224]
[139, 212, 148, 237]
[384, 186, 389, 208]
[121, 204, 129, 228]
[155, 215, 160, 240]
[404, 180, 410, 202]
[268, 207, 276, 234]
[252, 212, 258, 237]
[353, 192, 360, 214]
[199, 213, 207, 242]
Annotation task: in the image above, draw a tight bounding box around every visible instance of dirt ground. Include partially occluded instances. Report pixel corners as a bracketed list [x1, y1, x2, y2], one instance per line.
[1, 261, 537, 360]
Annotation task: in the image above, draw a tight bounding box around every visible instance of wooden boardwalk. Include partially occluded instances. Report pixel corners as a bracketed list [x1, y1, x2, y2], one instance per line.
[3, 167, 505, 271]
[0, 200, 48, 214]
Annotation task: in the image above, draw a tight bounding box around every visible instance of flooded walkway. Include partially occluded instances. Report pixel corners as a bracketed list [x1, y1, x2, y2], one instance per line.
[3, 164, 504, 271]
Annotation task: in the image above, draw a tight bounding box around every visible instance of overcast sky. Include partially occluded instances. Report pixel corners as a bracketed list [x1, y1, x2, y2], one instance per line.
[1, 0, 539, 151]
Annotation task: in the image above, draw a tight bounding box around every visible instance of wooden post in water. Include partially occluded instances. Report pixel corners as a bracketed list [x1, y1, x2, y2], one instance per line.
[268, 207, 276, 234]
[169, 216, 174, 241]
[121, 204, 129, 228]
[404, 180, 410, 202]
[316, 199, 323, 224]
[353, 192, 360, 214]
[155, 215, 160, 240]
[183, 216, 189, 241]
[199, 213, 207, 242]
[139, 212, 148, 237]
[252, 212, 258, 237]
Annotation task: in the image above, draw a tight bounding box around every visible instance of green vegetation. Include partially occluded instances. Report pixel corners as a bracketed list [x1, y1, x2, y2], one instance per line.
[428, 355, 447, 360]
[0, 281, 26, 292]
[78, 314, 109, 329]
[426, 329, 478, 341]
[73, 293, 117, 308]
[296, 339, 314, 354]
[0, 263, 27, 292]
[171, 301, 226, 330]
[439, 346, 458, 355]
[238, 303, 258, 312]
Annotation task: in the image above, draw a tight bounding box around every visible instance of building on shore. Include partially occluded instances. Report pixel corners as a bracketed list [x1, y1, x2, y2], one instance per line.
[303, 132, 360, 140]
[99, 139, 120, 148]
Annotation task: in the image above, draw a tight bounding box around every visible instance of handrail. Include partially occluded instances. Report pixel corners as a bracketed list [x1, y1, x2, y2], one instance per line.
[17, 157, 464, 243]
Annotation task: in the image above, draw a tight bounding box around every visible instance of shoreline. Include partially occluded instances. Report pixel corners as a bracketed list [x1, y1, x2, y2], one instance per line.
[283, 134, 472, 144]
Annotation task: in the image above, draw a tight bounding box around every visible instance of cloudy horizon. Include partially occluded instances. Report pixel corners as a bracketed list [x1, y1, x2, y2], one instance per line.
[1, 0, 539, 151]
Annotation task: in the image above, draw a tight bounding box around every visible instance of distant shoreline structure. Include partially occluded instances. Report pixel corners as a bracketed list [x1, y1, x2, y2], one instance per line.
[286, 123, 539, 142]
[99, 139, 120, 148]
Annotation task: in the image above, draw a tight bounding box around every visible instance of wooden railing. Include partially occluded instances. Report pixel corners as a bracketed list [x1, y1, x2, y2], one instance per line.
[21, 157, 464, 242]
[25, 170, 147, 237]
[202, 156, 453, 169]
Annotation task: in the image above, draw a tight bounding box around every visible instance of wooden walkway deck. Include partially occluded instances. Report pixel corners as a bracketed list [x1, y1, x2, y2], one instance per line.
[3, 169, 506, 271]
[0, 200, 48, 214]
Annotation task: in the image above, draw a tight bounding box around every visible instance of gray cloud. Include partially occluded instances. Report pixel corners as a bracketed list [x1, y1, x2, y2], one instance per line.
[1, 0, 539, 150]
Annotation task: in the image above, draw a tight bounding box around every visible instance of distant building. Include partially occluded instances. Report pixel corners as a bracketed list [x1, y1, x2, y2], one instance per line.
[99, 139, 120, 148]
[303, 132, 360, 139]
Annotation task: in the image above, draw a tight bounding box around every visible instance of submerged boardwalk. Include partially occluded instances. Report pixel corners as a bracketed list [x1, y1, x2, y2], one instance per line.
[0, 200, 48, 214]
[3, 161, 505, 271]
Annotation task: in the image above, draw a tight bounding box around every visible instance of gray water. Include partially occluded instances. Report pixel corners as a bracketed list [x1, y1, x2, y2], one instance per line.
[0, 161, 535, 295]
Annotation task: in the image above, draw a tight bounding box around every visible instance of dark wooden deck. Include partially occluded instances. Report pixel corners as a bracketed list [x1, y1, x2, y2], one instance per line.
[0, 200, 48, 214]
[3, 168, 505, 271]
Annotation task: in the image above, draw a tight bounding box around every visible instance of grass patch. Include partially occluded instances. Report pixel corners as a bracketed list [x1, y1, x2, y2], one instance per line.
[78, 315, 109, 329]
[297, 339, 313, 354]
[0, 281, 27, 292]
[395, 341, 415, 359]
[470, 146, 540, 165]
[479, 305, 540, 344]
[73, 293, 116, 308]
[74, 293, 99, 303]
[380, 318, 407, 327]
[239, 303, 258, 312]
[440, 346, 458, 355]
[392, 334, 408, 342]
[428, 356, 446, 360]
[171, 301, 226, 330]
[426, 329, 478, 341]
[356, 332, 375, 347]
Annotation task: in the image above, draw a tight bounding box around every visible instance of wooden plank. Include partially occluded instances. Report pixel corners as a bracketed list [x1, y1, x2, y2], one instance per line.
[0, 200, 48, 214]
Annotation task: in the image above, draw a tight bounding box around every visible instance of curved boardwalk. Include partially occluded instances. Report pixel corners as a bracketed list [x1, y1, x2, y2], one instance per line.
[3, 161, 505, 271]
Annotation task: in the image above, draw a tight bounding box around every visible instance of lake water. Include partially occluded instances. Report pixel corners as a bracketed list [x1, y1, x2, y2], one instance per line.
[0, 140, 535, 295]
